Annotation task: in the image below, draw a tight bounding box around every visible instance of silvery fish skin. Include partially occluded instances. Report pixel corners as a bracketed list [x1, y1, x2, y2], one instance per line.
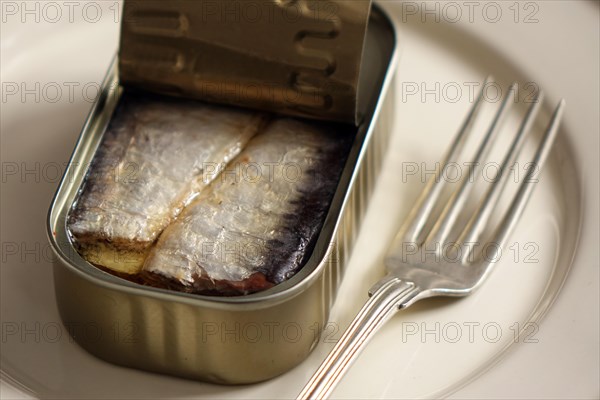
[68, 93, 265, 275]
[142, 118, 351, 295]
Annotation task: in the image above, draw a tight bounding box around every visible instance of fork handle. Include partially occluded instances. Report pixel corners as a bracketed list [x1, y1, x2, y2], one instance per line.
[297, 276, 421, 400]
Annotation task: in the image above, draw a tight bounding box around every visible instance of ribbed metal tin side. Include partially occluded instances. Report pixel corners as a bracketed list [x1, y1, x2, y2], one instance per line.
[54, 264, 329, 383]
[48, 6, 398, 384]
[322, 74, 396, 313]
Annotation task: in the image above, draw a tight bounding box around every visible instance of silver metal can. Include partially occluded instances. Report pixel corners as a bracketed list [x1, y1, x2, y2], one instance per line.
[47, 5, 398, 384]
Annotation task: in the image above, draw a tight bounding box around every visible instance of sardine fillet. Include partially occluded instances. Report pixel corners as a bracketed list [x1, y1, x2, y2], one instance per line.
[142, 118, 351, 295]
[68, 93, 265, 274]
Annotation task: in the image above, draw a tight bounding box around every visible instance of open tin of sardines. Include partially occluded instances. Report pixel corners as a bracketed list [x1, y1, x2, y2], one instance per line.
[47, 2, 398, 384]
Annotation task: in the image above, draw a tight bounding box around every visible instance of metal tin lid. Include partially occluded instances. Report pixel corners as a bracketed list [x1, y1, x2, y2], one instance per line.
[119, 0, 372, 125]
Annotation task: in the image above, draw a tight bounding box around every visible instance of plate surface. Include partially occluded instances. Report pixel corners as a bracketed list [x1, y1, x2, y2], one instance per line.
[1, 1, 598, 399]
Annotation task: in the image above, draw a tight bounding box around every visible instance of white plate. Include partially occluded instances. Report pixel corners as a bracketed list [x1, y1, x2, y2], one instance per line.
[1, 1, 598, 399]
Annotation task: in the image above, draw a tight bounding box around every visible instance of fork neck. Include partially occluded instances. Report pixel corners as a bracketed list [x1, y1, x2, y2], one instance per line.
[297, 276, 421, 399]
[368, 275, 421, 309]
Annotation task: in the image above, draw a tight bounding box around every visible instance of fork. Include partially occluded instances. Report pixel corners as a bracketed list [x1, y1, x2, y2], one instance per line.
[297, 80, 566, 399]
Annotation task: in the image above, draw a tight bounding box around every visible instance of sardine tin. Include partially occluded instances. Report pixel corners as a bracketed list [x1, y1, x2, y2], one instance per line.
[47, 6, 398, 384]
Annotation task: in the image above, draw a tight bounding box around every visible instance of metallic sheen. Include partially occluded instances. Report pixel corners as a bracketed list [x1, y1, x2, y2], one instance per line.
[119, 0, 372, 124]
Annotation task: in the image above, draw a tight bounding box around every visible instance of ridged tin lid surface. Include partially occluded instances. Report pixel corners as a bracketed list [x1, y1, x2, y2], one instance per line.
[119, 0, 372, 124]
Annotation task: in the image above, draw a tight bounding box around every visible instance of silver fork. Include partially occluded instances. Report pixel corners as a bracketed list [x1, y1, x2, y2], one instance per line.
[297, 81, 566, 399]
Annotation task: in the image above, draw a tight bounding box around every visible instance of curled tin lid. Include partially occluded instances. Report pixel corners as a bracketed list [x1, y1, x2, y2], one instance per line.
[119, 0, 372, 125]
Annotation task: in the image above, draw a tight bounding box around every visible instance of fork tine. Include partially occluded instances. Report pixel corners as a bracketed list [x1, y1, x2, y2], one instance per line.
[490, 99, 565, 255]
[458, 91, 544, 263]
[425, 83, 518, 247]
[399, 77, 490, 244]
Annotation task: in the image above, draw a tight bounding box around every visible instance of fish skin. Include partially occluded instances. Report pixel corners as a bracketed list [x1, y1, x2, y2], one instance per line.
[142, 118, 352, 295]
[68, 92, 265, 274]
